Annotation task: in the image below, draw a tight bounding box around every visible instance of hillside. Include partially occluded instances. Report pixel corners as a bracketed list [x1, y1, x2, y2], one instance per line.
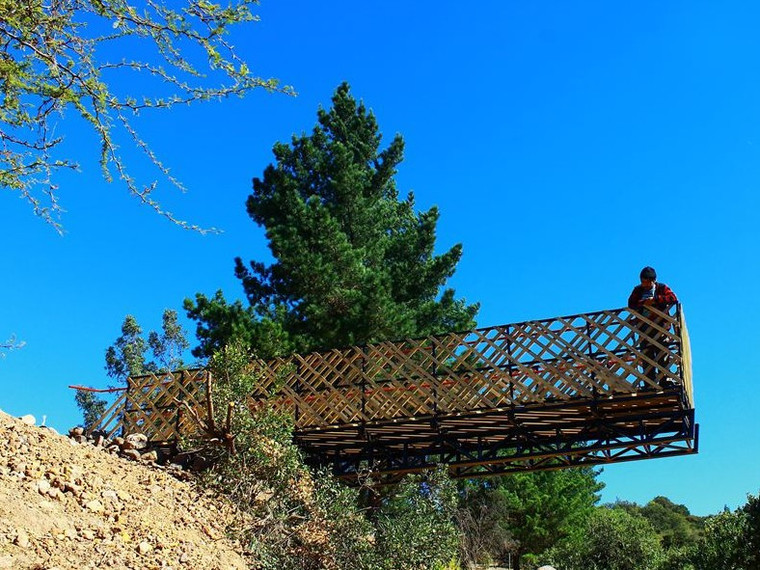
[0, 409, 248, 570]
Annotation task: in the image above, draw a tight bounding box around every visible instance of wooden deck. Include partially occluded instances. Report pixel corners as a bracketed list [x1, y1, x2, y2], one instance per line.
[84, 305, 698, 483]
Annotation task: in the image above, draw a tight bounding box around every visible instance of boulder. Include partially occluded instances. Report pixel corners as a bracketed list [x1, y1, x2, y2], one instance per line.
[122, 449, 142, 462]
[123, 434, 148, 451]
[141, 450, 158, 463]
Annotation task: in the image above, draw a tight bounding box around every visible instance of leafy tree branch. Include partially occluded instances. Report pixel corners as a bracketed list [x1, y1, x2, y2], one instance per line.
[0, 0, 294, 233]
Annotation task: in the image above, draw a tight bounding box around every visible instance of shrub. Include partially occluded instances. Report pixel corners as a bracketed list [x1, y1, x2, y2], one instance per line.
[193, 342, 378, 569]
[546, 506, 663, 570]
[375, 467, 461, 570]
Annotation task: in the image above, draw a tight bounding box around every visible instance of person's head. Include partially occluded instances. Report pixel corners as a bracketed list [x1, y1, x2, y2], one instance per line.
[640, 266, 657, 286]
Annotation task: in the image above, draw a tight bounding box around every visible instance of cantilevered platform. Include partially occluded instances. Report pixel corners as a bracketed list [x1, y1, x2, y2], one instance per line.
[254, 304, 697, 483]
[83, 305, 697, 484]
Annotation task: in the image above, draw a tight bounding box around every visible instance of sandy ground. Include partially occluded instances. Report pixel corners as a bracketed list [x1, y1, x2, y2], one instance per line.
[0, 409, 249, 570]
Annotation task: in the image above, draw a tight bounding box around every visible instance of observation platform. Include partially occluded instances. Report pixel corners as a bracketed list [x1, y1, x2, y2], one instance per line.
[84, 305, 698, 484]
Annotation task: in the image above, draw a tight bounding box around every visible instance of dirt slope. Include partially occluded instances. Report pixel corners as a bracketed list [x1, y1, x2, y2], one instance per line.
[0, 409, 248, 570]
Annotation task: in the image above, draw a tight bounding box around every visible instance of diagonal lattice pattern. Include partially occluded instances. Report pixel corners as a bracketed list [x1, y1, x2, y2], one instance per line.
[87, 369, 208, 443]
[85, 306, 696, 483]
[253, 305, 688, 430]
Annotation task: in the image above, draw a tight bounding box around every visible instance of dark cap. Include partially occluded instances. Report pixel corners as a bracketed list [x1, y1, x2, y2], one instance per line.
[640, 266, 657, 281]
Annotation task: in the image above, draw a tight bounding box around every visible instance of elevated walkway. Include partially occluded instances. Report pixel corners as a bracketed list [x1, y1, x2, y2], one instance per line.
[83, 305, 698, 484]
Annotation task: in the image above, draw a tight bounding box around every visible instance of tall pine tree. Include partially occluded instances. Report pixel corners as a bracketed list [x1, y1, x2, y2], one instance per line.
[187, 83, 478, 358]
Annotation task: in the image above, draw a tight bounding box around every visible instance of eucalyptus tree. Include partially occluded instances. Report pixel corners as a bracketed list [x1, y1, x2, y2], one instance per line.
[105, 309, 189, 382]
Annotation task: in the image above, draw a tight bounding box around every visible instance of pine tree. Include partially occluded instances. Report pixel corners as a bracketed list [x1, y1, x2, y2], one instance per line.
[187, 83, 478, 358]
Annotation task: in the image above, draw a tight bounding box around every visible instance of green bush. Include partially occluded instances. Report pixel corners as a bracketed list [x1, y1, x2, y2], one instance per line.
[375, 467, 461, 570]
[546, 506, 663, 570]
[185, 343, 471, 570]
[686, 493, 760, 570]
[195, 343, 378, 569]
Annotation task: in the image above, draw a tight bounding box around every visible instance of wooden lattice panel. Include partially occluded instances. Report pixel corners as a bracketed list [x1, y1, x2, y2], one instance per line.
[253, 305, 688, 432]
[87, 369, 209, 443]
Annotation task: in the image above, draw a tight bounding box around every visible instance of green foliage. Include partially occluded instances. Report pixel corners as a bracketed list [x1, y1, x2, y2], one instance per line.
[0, 0, 293, 232]
[687, 492, 760, 570]
[311, 472, 379, 570]
[206, 341, 296, 463]
[613, 495, 705, 566]
[689, 508, 746, 570]
[639, 496, 704, 550]
[195, 343, 466, 570]
[183, 290, 294, 360]
[148, 309, 190, 371]
[74, 389, 107, 430]
[547, 506, 663, 570]
[186, 82, 478, 358]
[375, 467, 461, 570]
[105, 315, 149, 381]
[199, 342, 379, 570]
[459, 467, 603, 567]
[104, 309, 189, 383]
[743, 492, 760, 570]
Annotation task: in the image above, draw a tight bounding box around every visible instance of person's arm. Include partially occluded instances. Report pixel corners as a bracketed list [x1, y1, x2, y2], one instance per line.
[628, 286, 642, 308]
[655, 283, 678, 305]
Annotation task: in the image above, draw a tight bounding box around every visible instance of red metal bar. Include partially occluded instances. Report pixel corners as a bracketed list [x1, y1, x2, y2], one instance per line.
[68, 384, 127, 393]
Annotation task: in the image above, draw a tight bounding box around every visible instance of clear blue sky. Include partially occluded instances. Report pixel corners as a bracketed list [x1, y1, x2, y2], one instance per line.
[2, 1, 758, 516]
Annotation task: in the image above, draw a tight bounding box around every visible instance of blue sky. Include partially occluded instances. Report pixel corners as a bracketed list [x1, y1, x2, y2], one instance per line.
[2, 1, 759, 516]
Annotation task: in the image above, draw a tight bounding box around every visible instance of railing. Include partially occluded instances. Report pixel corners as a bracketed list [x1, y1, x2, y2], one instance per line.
[83, 305, 693, 446]
[254, 304, 692, 432]
[77, 368, 208, 441]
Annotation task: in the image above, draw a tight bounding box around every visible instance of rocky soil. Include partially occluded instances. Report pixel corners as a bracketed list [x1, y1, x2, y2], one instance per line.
[0, 409, 249, 570]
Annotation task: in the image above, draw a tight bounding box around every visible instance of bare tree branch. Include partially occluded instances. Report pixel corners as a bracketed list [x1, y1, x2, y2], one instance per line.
[0, 335, 25, 358]
[173, 372, 237, 454]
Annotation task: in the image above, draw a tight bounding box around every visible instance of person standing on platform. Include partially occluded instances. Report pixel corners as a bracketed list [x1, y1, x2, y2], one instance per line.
[628, 266, 679, 388]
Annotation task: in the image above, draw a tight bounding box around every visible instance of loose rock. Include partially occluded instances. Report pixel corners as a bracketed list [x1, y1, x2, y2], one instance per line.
[124, 434, 148, 451]
[81, 529, 95, 541]
[14, 529, 30, 548]
[85, 499, 104, 513]
[122, 449, 141, 462]
[141, 450, 158, 463]
[102, 490, 118, 501]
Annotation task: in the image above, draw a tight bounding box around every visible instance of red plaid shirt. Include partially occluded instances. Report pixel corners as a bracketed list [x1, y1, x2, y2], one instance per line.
[628, 282, 678, 311]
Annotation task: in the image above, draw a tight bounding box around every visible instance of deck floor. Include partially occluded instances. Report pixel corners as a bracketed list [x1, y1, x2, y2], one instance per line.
[297, 385, 698, 483]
